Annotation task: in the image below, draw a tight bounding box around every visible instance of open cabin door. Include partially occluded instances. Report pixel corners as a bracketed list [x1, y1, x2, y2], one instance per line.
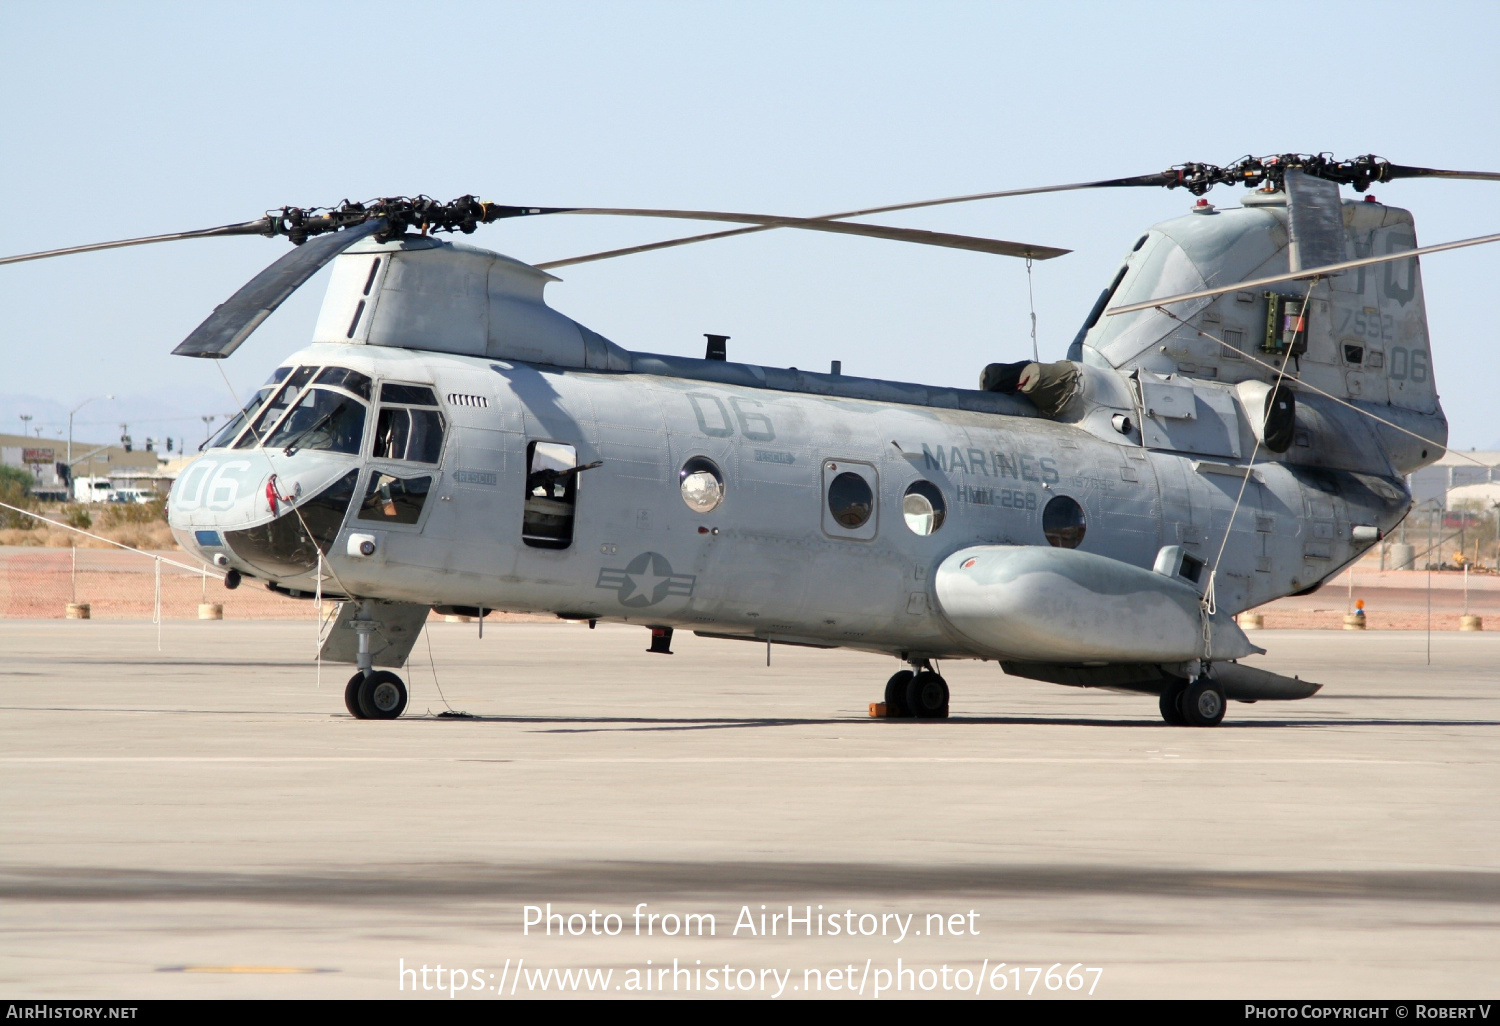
[521, 441, 579, 549]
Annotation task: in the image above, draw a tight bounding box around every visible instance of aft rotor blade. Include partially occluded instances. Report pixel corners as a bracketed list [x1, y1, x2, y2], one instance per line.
[1104, 230, 1500, 316]
[172, 218, 388, 359]
[536, 206, 1069, 260]
[537, 175, 1169, 269]
[0, 220, 274, 267]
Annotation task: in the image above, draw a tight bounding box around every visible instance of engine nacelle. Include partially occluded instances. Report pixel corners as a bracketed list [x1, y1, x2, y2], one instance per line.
[933, 545, 1260, 664]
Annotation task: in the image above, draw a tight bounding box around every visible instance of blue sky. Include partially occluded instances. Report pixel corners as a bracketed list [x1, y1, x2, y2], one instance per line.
[2, 0, 1497, 450]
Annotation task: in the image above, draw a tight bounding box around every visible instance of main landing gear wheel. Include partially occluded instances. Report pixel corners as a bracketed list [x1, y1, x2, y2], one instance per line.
[905, 671, 950, 719]
[357, 670, 409, 720]
[884, 670, 914, 718]
[345, 672, 367, 719]
[1158, 682, 1187, 726]
[1179, 679, 1226, 727]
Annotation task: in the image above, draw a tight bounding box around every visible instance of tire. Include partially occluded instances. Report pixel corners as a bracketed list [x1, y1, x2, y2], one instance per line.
[345, 672, 367, 719]
[905, 672, 950, 719]
[884, 670, 914, 718]
[1179, 679, 1226, 727]
[357, 670, 408, 720]
[1158, 683, 1187, 726]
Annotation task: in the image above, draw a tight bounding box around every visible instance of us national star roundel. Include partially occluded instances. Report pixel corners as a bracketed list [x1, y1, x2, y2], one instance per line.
[596, 552, 696, 607]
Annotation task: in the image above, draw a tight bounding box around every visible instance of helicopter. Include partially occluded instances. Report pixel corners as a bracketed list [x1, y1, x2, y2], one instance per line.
[7, 152, 1499, 727]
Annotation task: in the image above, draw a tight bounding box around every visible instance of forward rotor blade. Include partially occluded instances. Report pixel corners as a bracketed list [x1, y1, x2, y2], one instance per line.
[173, 218, 388, 359]
[1381, 164, 1500, 184]
[1104, 230, 1500, 316]
[542, 206, 1069, 260]
[538, 175, 1168, 269]
[0, 220, 273, 266]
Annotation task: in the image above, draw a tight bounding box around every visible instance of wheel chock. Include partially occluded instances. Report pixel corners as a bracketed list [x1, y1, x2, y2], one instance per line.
[868, 701, 889, 718]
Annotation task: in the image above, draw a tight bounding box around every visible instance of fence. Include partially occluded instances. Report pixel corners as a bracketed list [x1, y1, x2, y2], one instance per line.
[0, 546, 311, 620]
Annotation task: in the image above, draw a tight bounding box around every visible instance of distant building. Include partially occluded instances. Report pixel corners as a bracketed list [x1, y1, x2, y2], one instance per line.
[1408, 450, 1500, 507]
[0, 432, 164, 502]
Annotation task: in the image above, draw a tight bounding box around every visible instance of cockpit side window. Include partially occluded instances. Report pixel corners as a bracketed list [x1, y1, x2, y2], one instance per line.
[379, 383, 438, 406]
[371, 383, 446, 463]
[357, 472, 431, 525]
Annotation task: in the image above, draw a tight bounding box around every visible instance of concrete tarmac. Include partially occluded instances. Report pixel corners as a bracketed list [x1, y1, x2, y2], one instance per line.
[1, 620, 1497, 999]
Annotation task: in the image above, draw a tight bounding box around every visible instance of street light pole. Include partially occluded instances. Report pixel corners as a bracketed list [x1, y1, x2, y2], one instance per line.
[18, 415, 34, 484]
[67, 395, 114, 474]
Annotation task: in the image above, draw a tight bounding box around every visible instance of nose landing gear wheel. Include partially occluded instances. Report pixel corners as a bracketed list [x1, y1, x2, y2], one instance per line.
[1179, 679, 1226, 727]
[345, 673, 367, 719]
[884, 670, 914, 718]
[905, 671, 950, 719]
[357, 670, 409, 720]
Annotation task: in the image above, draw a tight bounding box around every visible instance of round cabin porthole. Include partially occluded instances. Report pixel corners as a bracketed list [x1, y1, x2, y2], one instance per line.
[1042, 494, 1086, 548]
[902, 480, 947, 536]
[827, 471, 873, 529]
[679, 456, 725, 513]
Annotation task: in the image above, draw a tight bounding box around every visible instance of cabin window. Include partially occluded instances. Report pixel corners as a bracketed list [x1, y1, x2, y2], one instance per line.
[357, 472, 432, 526]
[828, 471, 874, 529]
[1042, 495, 1086, 548]
[902, 480, 947, 536]
[822, 460, 879, 539]
[679, 457, 725, 513]
[522, 441, 578, 549]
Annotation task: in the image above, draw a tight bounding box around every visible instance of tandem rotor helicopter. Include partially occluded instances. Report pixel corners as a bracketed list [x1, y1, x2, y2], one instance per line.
[8, 152, 1500, 726]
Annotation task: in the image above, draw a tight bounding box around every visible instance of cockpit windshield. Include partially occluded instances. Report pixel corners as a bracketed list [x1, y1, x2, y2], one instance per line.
[265, 387, 367, 455]
[236, 365, 316, 448]
[313, 365, 372, 400]
[205, 388, 268, 451]
[225, 366, 373, 451]
[203, 366, 292, 451]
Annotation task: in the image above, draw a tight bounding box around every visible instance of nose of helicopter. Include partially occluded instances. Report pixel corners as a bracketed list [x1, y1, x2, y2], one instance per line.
[168, 450, 362, 584]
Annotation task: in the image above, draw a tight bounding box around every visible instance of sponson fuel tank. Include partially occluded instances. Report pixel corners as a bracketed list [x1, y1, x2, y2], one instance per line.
[933, 545, 1260, 664]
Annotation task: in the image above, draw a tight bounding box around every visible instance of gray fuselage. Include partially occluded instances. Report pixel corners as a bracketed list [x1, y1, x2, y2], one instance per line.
[170, 340, 1409, 662]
